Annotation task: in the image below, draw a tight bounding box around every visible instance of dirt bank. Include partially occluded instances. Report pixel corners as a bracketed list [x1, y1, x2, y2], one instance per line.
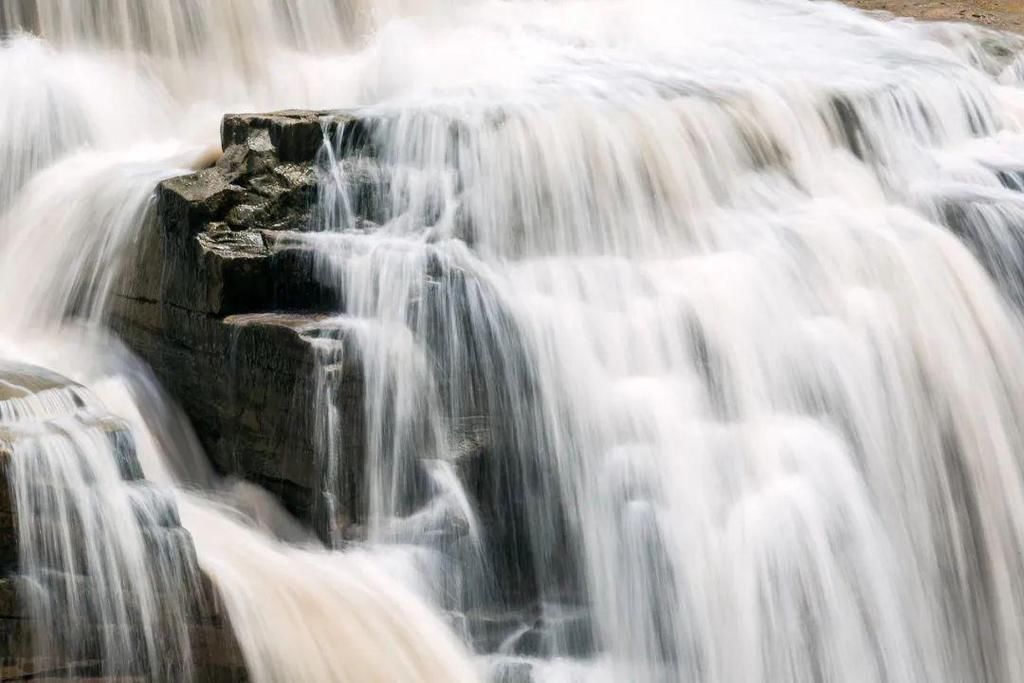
[843, 0, 1024, 32]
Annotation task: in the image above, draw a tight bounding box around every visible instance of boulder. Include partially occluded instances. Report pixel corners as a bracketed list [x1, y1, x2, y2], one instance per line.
[110, 110, 590, 649]
[111, 111, 365, 533]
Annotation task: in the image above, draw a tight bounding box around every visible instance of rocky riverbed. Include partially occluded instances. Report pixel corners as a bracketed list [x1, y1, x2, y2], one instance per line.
[843, 0, 1024, 32]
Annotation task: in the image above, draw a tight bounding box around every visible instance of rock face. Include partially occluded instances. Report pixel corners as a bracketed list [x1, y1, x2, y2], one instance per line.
[0, 362, 245, 681]
[110, 110, 591, 661]
[110, 111, 366, 532]
[110, 108, 509, 554]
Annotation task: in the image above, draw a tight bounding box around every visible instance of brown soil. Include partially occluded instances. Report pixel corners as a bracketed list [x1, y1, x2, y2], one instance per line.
[842, 0, 1024, 33]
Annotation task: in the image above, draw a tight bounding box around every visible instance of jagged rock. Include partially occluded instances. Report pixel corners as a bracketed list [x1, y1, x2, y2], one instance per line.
[221, 110, 327, 164]
[110, 110, 592, 655]
[111, 110, 372, 534]
[112, 110, 585, 626]
[151, 158, 331, 315]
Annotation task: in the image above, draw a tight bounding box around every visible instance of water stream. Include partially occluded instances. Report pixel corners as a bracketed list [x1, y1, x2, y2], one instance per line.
[5, 1, 1024, 681]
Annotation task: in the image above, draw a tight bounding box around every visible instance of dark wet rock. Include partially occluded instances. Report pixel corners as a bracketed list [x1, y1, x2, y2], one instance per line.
[0, 363, 247, 681]
[149, 126, 335, 316]
[3, 375, 155, 542]
[467, 608, 537, 654]
[222, 110, 326, 164]
[485, 658, 536, 683]
[111, 301, 365, 529]
[465, 602, 595, 661]
[323, 113, 378, 159]
[113, 110, 591, 652]
[112, 110, 373, 534]
[335, 157, 395, 225]
[514, 610, 595, 658]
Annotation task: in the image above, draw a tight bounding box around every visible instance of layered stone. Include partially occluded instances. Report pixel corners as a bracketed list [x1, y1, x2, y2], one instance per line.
[0, 363, 246, 681]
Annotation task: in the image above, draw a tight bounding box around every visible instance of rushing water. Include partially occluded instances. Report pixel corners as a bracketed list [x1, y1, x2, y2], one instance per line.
[5, 1, 1024, 681]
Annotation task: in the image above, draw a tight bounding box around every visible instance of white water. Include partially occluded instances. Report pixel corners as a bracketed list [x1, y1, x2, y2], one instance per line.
[0, 1, 480, 681]
[5, 1, 1024, 682]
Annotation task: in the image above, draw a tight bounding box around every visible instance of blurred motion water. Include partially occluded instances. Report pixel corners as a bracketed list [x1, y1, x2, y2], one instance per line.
[5, 1, 1024, 681]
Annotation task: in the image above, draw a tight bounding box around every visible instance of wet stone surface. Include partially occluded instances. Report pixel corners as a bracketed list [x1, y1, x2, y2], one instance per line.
[0, 363, 246, 681]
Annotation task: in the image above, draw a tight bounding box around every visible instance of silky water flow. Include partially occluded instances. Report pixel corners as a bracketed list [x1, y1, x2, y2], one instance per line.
[5, 1, 1024, 682]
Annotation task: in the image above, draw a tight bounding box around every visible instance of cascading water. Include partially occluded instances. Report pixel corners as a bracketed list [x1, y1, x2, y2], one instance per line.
[305, 5, 1024, 680]
[5, 0, 1024, 681]
[0, 1, 481, 681]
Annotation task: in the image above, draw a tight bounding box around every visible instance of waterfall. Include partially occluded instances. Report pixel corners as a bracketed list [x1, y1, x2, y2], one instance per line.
[0, 1, 479, 681]
[5, 0, 1024, 682]
[306, 2, 1024, 680]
